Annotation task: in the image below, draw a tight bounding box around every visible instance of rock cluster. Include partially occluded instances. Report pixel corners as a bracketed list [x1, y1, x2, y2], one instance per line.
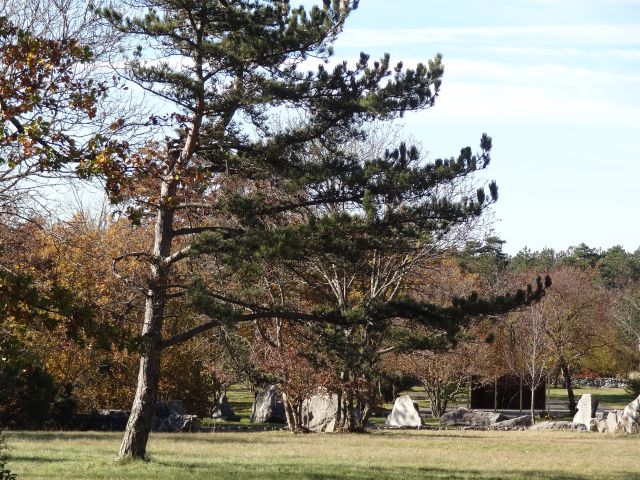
[571, 377, 629, 389]
[602, 395, 640, 433]
[439, 408, 507, 427]
[531, 393, 640, 434]
[488, 415, 533, 430]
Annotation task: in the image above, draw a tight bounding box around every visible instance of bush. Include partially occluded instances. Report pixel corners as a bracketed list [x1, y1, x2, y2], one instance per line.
[0, 430, 17, 480]
[625, 377, 640, 397]
[0, 364, 56, 429]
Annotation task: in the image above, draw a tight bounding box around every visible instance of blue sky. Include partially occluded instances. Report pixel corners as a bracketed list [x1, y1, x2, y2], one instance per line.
[307, 0, 640, 254]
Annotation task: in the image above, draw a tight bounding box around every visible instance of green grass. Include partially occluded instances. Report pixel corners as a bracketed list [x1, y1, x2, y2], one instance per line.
[548, 387, 635, 410]
[7, 429, 640, 480]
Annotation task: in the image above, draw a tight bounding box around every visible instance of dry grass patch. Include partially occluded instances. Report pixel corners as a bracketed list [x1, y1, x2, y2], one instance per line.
[8, 429, 640, 479]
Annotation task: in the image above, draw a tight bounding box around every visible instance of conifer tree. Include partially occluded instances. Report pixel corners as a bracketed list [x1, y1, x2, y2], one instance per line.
[95, 0, 545, 458]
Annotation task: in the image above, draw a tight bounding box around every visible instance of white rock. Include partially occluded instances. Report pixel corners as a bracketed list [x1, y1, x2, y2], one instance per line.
[572, 394, 599, 429]
[606, 411, 622, 433]
[302, 392, 339, 432]
[620, 394, 640, 433]
[385, 395, 422, 427]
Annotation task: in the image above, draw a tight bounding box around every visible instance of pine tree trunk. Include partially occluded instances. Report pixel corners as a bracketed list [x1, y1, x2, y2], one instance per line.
[117, 342, 161, 459]
[560, 362, 576, 415]
[118, 178, 176, 459]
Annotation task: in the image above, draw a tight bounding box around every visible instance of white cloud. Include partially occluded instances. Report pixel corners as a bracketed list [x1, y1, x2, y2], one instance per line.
[488, 46, 640, 61]
[415, 81, 640, 128]
[336, 24, 640, 49]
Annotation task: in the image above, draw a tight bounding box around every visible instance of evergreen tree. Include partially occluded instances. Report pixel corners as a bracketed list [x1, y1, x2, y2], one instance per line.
[94, 1, 545, 458]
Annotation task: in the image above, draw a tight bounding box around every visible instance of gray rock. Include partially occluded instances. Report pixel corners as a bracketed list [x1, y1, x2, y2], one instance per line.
[606, 411, 623, 433]
[573, 394, 599, 429]
[152, 400, 201, 432]
[302, 392, 339, 432]
[155, 413, 201, 432]
[385, 395, 422, 428]
[250, 385, 286, 423]
[620, 394, 640, 433]
[488, 415, 533, 430]
[530, 421, 587, 431]
[439, 408, 508, 427]
[572, 377, 629, 389]
[212, 394, 241, 422]
[596, 419, 608, 433]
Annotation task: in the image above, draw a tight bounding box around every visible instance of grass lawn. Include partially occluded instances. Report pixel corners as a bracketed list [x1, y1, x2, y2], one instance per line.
[7, 429, 640, 480]
[548, 387, 635, 410]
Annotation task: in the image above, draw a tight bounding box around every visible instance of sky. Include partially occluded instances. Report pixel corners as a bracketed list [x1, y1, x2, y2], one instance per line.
[308, 0, 640, 255]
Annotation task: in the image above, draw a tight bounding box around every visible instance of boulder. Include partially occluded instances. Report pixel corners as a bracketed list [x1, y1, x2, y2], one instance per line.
[620, 394, 640, 433]
[596, 419, 608, 433]
[152, 401, 201, 432]
[155, 413, 201, 432]
[385, 395, 422, 428]
[530, 421, 587, 431]
[302, 392, 339, 432]
[602, 397, 640, 434]
[250, 385, 286, 423]
[606, 411, 623, 433]
[439, 408, 507, 427]
[573, 394, 599, 429]
[488, 415, 532, 430]
[211, 394, 241, 422]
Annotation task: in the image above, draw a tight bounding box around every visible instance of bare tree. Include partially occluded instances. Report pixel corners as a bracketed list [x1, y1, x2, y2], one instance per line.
[503, 297, 552, 423]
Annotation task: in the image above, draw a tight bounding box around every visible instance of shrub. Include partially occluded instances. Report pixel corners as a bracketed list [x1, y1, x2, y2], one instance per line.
[625, 377, 640, 397]
[0, 364, 56, 429]
[0, 430, 17, 480]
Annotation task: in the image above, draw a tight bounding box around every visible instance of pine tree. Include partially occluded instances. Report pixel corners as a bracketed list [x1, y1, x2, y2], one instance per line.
[94, 0, 543, 458]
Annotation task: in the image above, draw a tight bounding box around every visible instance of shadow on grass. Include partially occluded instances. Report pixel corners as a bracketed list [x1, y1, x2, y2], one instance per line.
[10, 431, 120, 442]
[136, 461, 640, 480]
[9, 454, 64, 464]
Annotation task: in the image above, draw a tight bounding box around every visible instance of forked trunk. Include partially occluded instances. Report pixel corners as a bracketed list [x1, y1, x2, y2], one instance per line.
[282, 393, 305, 433]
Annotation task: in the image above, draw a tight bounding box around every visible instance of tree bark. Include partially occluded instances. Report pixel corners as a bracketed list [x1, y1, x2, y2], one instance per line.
[530, 385, 535, 424]
[118, 179, 176, 459]
[560, 361, 576, 415]
[117, 343, 161, 459]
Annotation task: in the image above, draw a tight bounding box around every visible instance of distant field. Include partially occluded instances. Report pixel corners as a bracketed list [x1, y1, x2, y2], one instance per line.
[8, 430, 640, 480]
[548, 387, 635, 410]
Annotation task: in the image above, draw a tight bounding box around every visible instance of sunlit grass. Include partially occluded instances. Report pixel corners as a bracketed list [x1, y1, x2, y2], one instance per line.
[8, 429, 640, 480]
[548, 387, 634, 410]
